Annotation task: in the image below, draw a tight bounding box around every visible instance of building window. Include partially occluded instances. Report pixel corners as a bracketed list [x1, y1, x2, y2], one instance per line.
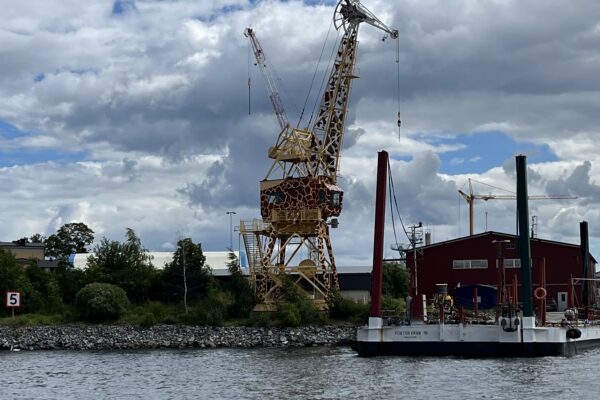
[453, 259, 488, 269]
[503, 259, 521, 268]
[267, 192, 284, 204]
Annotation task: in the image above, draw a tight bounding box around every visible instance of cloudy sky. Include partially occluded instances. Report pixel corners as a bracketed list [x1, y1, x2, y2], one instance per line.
[1, 0, 599, 266]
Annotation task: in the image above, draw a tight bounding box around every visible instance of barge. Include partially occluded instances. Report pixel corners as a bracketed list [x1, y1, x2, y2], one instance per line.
[356, 152, 600, 357]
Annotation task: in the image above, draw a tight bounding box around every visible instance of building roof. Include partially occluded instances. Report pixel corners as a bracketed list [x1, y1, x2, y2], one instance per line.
[0, 241, 45, 249]
[417, 231, 597, 263]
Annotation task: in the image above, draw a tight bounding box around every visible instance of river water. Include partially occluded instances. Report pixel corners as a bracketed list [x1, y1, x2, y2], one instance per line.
[1, 346, 599, 399]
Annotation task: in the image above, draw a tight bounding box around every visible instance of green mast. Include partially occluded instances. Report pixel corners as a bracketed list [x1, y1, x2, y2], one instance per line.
[516, 155, 534, 317]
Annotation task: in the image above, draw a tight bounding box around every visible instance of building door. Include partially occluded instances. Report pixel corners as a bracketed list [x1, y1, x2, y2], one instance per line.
[557, 291, 568, 312]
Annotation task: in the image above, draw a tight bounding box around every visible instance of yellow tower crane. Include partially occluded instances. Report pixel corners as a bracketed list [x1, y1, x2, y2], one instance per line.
[241, 0, 398, 310]
[458, 178, 577, 236]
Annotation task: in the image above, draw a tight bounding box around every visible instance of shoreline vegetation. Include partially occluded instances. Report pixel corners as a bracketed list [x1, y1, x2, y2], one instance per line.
[1, 224, 409, 351]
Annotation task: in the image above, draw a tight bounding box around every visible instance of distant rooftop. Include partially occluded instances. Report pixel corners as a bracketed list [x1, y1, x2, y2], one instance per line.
[0, 240, 45, 248]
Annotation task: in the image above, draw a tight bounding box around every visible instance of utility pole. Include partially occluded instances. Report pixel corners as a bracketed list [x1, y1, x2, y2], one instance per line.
[226, 211, 236, 249]
[409, 222, 423, 295]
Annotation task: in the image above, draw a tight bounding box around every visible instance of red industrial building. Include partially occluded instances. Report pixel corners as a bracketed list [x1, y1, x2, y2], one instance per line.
[406, 231, 597, 312]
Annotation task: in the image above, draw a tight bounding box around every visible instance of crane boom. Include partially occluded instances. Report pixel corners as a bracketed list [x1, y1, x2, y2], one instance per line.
[458, 178, 577, 236]
[244, 27, 289, 130]
[312, 0, 398, 181]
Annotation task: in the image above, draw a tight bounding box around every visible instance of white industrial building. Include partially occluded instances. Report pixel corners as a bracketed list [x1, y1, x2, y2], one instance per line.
[68, 251, 244, 276]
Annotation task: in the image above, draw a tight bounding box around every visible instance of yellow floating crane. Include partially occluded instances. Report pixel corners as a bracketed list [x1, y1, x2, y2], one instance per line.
[241, 0, 398, 310]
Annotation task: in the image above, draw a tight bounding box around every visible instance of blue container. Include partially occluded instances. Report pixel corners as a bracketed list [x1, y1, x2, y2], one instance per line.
[454, 284, 497, 310]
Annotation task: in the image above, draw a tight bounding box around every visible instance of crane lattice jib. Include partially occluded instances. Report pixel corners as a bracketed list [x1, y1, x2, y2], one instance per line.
[310, 26, 359, 182]
[311, 0, 398, 182]
[244, 28, 289, 130]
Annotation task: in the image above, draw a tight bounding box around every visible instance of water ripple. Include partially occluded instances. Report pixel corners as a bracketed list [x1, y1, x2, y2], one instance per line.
[1, 347, 600, 399]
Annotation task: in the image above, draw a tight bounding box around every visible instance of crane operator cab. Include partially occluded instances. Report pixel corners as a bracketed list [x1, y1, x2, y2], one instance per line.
[260, 176, 343, 234]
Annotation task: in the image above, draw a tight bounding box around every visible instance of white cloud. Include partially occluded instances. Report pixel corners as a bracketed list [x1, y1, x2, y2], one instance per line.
[0, 0, 598, 262]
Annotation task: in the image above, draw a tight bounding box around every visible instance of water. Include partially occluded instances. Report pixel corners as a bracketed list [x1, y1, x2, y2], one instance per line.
[2, 346, 600, 399]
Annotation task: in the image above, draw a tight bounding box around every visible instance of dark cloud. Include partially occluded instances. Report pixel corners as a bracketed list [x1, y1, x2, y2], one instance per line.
[342, 127, 365, 150]
[393, 151, 458, 224]
[546, 161, 600, 203]
[177, 117, 274, 210]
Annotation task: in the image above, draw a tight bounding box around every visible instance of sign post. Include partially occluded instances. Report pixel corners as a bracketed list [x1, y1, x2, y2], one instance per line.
[5, 291, 21, 319]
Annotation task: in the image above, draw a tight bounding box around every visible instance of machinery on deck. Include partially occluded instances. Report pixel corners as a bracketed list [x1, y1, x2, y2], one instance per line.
[242, 0, 398, 310]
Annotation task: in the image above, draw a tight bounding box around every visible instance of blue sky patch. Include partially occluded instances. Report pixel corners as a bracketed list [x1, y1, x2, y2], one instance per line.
[431, 131, 558, 174]
[112, 0, 137, 16]
[0, 148, 88, 168]
[0, 120, 27, 139]
[0, 120, 87, 167]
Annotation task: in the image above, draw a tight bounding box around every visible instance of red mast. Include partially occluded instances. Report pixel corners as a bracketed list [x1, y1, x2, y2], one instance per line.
[369, 150, 388, 318]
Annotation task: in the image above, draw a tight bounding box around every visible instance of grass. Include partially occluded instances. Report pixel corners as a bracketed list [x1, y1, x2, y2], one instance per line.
[0, 308, 77, 326]
[0, 297, 376, 327]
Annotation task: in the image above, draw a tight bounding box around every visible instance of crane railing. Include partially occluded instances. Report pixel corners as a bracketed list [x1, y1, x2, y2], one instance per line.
[271, 208, 322, 223]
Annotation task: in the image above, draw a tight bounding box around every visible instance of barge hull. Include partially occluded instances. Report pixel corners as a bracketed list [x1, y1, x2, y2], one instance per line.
[357, 341, 574, 357]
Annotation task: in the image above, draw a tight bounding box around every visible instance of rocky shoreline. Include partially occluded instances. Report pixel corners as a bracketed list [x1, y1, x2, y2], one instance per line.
[0, 325, 357, 351]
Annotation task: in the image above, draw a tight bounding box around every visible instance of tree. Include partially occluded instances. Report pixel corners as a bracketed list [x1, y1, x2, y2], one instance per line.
[0, 250, 33, 316]
[55, 266, 88, 305]
[382, 262, 409, 299]
[86, 228, 156, 303]
[25, 264, 63, 313]
[29, 233, 45, 244]
[45, 222, 94, 263]
[225, 251, 257, 317]
[160, 238, 214, 305]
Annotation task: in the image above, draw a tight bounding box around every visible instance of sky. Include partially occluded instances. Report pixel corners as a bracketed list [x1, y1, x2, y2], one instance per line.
[1, 0, 599, 266]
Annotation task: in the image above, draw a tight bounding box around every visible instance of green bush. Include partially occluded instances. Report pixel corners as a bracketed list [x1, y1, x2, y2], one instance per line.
[328, 291, 370, 322]
[246, 311, 273, 327]
[139, 312, 157, 328]
[76, 283, 130, 322]
[184, 296, 226, 326]
[276, 302, 301, 327]
[382, 295, 405, 317]
[278, 279, 326, 326]
[139, 301, 170, 321]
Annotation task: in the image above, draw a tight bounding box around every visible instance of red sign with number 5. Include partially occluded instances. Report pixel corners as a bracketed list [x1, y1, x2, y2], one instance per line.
[5, 291, 21, 308]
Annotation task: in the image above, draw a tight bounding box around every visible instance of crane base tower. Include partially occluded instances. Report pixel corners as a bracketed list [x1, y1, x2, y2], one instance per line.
[241, 216, 337, 311]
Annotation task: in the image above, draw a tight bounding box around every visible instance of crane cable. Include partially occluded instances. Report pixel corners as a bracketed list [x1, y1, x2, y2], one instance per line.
[307, 26, 340, 130]
[298, 17, 336, 129]
[470, 178, 516, 194]
[395, 35, 401, 140]
[247, 37, 252, 115]
[387, 158, 412, 251]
